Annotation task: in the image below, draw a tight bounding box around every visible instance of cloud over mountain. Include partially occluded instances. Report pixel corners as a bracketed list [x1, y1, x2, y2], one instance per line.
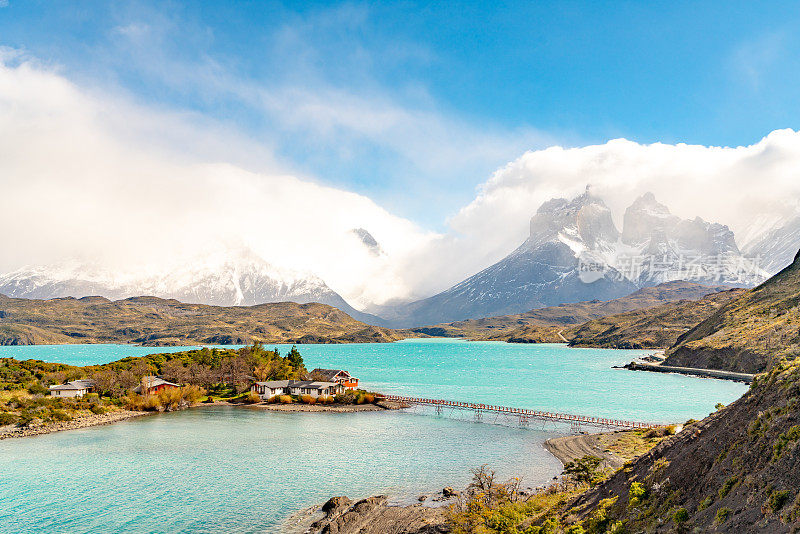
[420, 130, 800, 296]
[0, 54, 434, 309]
[3, 53, 800, 312]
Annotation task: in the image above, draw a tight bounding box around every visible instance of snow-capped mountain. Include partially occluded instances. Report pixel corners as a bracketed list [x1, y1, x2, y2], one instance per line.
[742, 215, 800, 275]
[618, 193, 766, 287]
[382, 189, 769, 327]
[0, 249, 384, 325]
[382, 189, 639, 327]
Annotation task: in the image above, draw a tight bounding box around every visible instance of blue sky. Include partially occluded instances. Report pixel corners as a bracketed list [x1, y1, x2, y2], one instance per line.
[2, 1, 799, 229]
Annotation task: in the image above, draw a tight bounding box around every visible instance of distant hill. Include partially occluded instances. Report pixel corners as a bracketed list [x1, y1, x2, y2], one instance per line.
[414, 281, 731, 342]
[663, 248, 800, 374]
[0, 294, 405, 346]
[0, 249, 388, 327]
[567, 288, 745, 349]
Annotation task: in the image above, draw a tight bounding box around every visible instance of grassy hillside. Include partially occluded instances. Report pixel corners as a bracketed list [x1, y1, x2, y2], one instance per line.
[0, 295, 407, 346]
[451, 250, 800, 533]
[416, 281, 730, 342]
[664, 250, 800, 374]
[567, 289, 745, 349]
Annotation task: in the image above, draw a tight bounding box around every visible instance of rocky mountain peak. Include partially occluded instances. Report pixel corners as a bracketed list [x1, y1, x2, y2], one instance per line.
[621, 192, 739, 255]
[621, 192, 680, 245]
[528, 187, 619, 249]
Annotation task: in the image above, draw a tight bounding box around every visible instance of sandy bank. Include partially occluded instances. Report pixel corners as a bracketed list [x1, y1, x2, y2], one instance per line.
[0, 409, 148, 440]
[544, 433, 626, 470]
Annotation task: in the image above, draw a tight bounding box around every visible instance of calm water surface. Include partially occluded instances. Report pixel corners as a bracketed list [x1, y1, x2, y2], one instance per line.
[0, 340, 748, 533]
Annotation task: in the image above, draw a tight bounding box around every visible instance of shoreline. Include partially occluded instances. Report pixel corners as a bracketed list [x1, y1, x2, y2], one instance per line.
[0, 399, 408, 441]
[0, 409, 149, 440]
[622, 360, 755, 383]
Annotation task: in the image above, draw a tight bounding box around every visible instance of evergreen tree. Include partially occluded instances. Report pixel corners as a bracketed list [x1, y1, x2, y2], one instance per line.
[287, 346, 303, 370]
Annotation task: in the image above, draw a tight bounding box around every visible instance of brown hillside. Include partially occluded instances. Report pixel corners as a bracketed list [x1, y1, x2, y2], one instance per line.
[567, 289, 745, 349]
[0, 294, 406, 346]
[664, 249, 800, 374]
[417, 281, 731, 342]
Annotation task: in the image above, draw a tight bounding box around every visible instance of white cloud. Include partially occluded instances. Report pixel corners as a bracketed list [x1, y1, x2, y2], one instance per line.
[410, 132, 800, 296]
[3, 55, 800, 311]
[0, 57, 436, 308]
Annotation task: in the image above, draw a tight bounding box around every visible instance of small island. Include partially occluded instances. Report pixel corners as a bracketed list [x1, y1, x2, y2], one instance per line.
[0, 344, 398, 439]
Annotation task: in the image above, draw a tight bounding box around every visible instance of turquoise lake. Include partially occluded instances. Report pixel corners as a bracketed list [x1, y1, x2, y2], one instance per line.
[0, 340, 748, 533]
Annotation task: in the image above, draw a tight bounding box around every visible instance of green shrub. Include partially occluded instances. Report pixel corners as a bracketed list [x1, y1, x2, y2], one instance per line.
[90, 404, 106, 415]
[773, 425, 800, 459]
[564, 455, 603, 486]
[767, 490, 791, 513]
[698, 496, 713, 510]
[27, 382, 48, 396]
[17, 413, 37, 427]
[718, 477, 738, 498]
[584, 496, 617, 533]
[673, 507, 689, 523]
[715, 507, 731, 524]
[244, 391, 261, 404]
[628, 482, 647, 507]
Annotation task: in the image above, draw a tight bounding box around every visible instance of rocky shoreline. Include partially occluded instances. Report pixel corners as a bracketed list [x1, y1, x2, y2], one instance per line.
[295, 495, 451, 534]
[0, 409, 148, 440]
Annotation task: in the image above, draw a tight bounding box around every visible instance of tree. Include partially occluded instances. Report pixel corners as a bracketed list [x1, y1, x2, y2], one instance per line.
[287, 346, 304, 369]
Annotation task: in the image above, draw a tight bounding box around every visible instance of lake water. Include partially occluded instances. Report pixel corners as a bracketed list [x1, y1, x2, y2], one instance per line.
[0, 340, 748, 533]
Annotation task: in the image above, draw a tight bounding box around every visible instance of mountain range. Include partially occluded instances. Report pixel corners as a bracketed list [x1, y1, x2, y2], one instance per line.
[0, 250, 385, 326]
[0, 189, 796, 329]
[381, 189, 770, 327]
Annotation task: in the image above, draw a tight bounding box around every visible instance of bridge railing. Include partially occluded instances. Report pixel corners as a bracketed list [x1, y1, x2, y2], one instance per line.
[384, 395, 655, 430]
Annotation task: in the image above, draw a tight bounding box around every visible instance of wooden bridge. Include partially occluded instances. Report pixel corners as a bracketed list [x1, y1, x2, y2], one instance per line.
[383, 395, 656, 432]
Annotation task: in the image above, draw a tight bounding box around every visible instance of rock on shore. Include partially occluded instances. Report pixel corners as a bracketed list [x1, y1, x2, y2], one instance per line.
[308, 496, 448, 534]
